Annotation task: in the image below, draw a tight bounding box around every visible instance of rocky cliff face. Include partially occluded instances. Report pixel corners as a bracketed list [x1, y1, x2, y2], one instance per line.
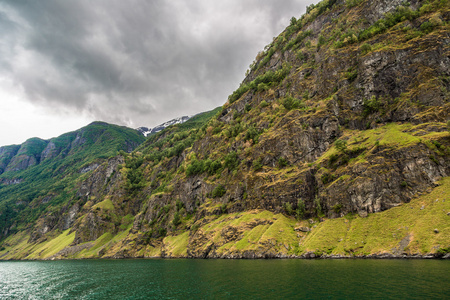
[2, 138, 47, 173]
[0, 122, 144, 176]
[0, 145, 20, 174]
[1, 0, 449, 260]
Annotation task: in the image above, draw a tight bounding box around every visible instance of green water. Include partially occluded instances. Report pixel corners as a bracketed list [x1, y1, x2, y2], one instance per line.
[0, 259, 448, 299]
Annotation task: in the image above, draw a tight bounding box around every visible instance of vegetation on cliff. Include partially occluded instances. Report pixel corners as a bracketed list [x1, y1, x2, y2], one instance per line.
[0, 122, 145, 240]
[1, 0, 449, 259]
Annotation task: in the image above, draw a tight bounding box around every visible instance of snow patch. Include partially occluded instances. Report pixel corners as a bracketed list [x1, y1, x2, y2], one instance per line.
[137, 115, 191, 137]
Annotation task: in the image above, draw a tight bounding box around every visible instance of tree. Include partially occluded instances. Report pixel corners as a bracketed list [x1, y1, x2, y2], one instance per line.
[296, 198, 306, 219]
[334, 139, 347, 152]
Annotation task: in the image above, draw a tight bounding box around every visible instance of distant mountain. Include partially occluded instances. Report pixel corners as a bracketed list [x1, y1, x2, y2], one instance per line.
[0, 122, 144, 176]
[137, 116, 191, 137]
[0, 121, 145, 239]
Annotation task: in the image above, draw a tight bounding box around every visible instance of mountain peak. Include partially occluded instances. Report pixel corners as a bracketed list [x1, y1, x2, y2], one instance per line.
[137, 115, 192, 136]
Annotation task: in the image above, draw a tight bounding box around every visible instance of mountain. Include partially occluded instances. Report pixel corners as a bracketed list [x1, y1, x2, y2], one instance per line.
[137, 116, 192, 136]
[0, 122, 145, 239]
[0, 122, 144, 176]
[1, 0, 449, 260]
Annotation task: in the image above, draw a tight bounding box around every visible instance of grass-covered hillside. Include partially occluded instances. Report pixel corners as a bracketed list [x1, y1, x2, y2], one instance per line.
[1, 0, 449, 259]
[1, 176, 448, 259]
[0, 122, 145, 241]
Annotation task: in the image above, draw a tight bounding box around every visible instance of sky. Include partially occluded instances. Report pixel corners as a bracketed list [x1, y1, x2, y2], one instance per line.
[0, 0, 318, 146]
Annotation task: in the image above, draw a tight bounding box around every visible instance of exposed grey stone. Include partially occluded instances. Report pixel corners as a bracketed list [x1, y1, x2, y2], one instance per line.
[358, 210, 368, 218]
[295, 226, 311, 232]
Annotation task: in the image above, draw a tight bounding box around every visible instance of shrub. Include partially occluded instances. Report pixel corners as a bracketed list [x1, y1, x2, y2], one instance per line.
[328, 153, 339, 168]
[314, 197, 323, 216]
[278, 157, 289, 168]
[212, 184, 226, 198]
[186, 159, 205, 176]
[172, 212, 181, 227]
[333, 40, 344, 48]
[437, 246, 450, 255]
[163, 205, 171, 214]
[297, 51, 306, 61]
[303, 91, 309, 100]
[124, 157, 145, 193]
[225, 122, 243, 139]
[284, 202, 293, 215]
[429, 155, 439, 164]
[363, 96, 380, 116]
[260, 100, 269, 108]
[158, 228, 167, 237]
[174, 143, 186, 156]
[176, 199, 184, 211]
[296, 198, 306, 219]
[334, 139, 347, 152]
[191, 223, 200, 232]
[229, 84, 250, 104]
[257, 83, 270, 92]
[432, 141, 442, 149]
[244, 125, 260, 144]
[282, 96, 303, 110]
[261, 48, 275, 66]
[420, 21, 434, 33]
[204, 159, 222, 175]
[252, 158, 263, 171]
[317, 34, 326, 48]
[346, 0, 363, 8]
[224, 151, 240, 170]
[344, 67, 358, 82]
[332, 203, 343, 213]
[360, 43, 372, 55]
[290, 16, 297, 26]
[358, 5, 419, 42]
[221, 203, 227, 214]
[321, 172, 336, 184]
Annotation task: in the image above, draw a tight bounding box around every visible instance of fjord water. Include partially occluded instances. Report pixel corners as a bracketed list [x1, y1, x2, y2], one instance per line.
[0, 259, 448, 299]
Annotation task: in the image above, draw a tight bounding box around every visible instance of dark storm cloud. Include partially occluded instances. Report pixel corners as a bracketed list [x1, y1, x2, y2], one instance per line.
[0, 0, 314, 127]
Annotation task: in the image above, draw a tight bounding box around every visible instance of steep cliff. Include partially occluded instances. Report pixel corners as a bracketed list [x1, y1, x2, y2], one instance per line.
[1, 0, 449, 259]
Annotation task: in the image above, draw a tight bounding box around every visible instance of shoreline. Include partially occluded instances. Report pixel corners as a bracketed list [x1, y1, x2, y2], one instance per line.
[1, 253, 449, 261]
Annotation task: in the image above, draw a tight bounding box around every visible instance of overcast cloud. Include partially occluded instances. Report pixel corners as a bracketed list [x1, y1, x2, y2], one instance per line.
[0, 0, 317, 146]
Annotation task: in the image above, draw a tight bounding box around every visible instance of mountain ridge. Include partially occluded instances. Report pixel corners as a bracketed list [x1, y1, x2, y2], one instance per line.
[0, 121, 143, 175]
[0, 121, 145, 239]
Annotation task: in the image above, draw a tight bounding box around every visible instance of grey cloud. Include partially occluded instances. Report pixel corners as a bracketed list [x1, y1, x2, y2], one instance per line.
[0, 0, 315, 128]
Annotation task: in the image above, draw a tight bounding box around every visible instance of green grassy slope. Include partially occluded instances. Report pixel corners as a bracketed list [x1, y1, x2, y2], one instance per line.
[0, 122, 145, 240]
[1, 177, 448, 259]
[300, 177, 450, 256]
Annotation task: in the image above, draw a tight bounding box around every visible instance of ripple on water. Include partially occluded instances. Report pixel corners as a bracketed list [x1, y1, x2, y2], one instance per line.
[0, 259, 449, 299]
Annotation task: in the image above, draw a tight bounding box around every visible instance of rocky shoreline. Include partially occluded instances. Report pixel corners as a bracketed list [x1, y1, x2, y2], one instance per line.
[300, 252, 450, 260]
[2, 251, 450, 261]
[93, 253, 450, 260]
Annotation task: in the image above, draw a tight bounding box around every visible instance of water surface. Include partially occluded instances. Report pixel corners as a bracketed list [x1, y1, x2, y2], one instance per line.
[0, 259, 448, 299]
